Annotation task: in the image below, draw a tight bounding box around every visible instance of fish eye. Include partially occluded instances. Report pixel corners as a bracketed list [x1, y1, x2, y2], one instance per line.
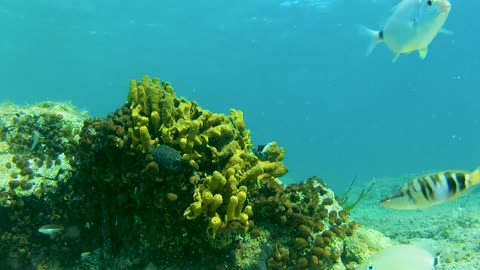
[367, 265, 375, 270]
[427, 0, 432, 5]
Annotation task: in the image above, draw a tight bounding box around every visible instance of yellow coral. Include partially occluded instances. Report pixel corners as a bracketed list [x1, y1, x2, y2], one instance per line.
[243, 205, 253, 217]
[206, 213, 222, 239]
[139, 126, 155, 153]
[183, 189, 223, 220]
[225, 186, 250, 229]
[126, 75, 288, 241]
[206, 171, 227, 194]
[226, 195, 238, 223]
[150, 111, 161, 134]
[243, 164, 264, 184]
[259, 161, 288, 179]
[258, 142, 288, 180]
[209, 194, 223, 212]
[127, 76, 177, 152]
[183, 201, 202, 220]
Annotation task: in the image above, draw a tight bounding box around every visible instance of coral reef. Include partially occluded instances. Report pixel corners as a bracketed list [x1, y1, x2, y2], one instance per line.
[0, 101, 85, 205]
[0, 102, 88, 267]
[249, 176, 365, 269]
[69, 76, 291, 267]
[125, 76, 288, 243]
[0, 76, 385, 270]
[0, 102, 85, 200]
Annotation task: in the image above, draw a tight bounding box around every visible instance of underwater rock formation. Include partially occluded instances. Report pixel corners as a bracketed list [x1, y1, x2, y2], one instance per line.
[0, 102, 88, 268]
[0, 102, 86, 203]
[0, 76, 389, 269]
[151, 144, 182, 173]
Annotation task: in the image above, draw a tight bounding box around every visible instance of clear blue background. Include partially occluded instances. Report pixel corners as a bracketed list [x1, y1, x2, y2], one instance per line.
[1, 0, 478, 192]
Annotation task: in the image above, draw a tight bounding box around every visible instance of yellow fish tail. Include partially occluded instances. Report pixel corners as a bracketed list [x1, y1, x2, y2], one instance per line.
[470, 167, 480, 185]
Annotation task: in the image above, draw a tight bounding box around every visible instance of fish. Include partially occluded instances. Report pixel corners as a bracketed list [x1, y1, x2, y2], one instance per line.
[380, 168, 480, 210]
[30, 130, 40, 151]
[355, 244, 438, 270]
[360, 0, 451, 62]
[38, 224, 64, 235]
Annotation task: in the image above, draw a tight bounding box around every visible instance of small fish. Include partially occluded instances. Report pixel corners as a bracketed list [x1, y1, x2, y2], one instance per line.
[355, 244, 438, 270]
[30, 130, 40, 151]
[380, 168, 480, 210]
[38, 224, 64, 235]
[360, 0, 451, 62]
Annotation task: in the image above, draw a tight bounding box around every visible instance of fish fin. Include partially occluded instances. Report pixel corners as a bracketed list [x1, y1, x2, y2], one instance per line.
[357, 25, 383, 56]
[418, 47, 428, 59]
[410, 238, 442, 267]
[392, 53, 400, 63]
[410, 238, 438, 255]
[391, 0, 408, 13]
[439, 28, 454, 35]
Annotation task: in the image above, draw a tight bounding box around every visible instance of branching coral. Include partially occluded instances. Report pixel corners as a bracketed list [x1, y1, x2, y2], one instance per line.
[125, 76, 288, 241]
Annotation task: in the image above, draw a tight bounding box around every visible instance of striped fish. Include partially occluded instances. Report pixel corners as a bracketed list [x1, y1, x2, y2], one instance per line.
[380, 168, 480, 210]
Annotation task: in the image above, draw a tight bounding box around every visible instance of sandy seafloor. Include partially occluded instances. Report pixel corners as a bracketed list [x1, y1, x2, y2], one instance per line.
[348, 173, 480, 270]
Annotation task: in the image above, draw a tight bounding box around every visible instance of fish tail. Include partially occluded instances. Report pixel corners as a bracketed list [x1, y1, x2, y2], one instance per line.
[434, 254, 441, 268]
[357, 25, 383, 56]
[470, 167, 480, 185]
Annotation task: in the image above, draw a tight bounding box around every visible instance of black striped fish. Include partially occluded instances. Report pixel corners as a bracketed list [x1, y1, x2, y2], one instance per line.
[380, 168, 480, 210]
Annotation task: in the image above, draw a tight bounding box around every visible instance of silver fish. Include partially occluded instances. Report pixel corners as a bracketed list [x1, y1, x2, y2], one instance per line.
[360, 0, 451, 62]
[30, 130, 40, 151]
[38, 224, 64, 235]
[355, 244, 437, 270]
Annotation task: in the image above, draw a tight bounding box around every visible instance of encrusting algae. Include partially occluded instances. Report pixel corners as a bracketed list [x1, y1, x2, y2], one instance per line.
[0, 75, 389, 269]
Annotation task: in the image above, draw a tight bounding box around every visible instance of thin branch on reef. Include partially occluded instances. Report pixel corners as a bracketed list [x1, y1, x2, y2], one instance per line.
[339, 175, 375, 213]
[339, 174, 358, 205]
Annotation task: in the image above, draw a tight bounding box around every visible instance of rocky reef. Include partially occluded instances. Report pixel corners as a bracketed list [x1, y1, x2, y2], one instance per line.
[0, 102, 87, 269]
[0, 76, 389, 269]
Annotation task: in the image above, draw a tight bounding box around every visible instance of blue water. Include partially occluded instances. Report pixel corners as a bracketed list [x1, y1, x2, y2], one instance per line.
[1, 0, 479, 192]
